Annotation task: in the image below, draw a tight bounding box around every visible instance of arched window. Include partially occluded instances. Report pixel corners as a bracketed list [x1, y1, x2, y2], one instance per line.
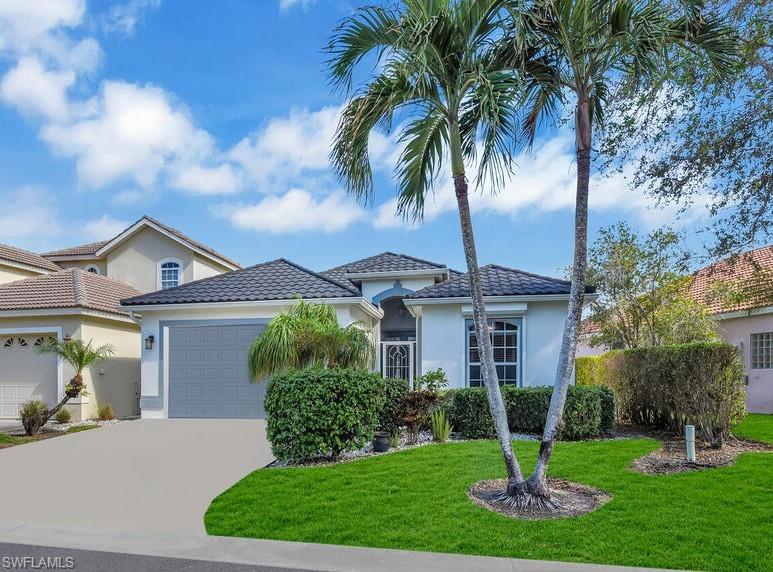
[158, 259, 182, 290]
[85, 265, 100, 274]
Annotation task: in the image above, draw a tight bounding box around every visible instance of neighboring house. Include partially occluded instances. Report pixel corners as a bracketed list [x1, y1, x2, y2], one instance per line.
[121, 252, 593, 420]
[577, 244, 773, 413]
[0, 216, 238, 421]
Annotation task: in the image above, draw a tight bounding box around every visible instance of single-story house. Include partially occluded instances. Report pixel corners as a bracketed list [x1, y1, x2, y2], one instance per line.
[578, 244, 773, 413]
[121, 252, 593, 419]
[0, 216, 239, 421]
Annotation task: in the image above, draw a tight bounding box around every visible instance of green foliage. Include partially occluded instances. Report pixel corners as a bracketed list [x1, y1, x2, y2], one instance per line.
[414, 369, 448, 393]
[400, 390, 442, 442]
[19, 400, 48, 436]
[585, 223, 718, 349]
[264, 368, 386, 462]
[97, 403, 115, 421]
[447, 386, 613, 440]
[54, 408, 72, 424]
[377, 377, 409, 433]
[596, 342, 746, 446]
[38, 338, 115, 376]
[430, 410, 452, 443]
[66, 424, 99, 434]
[248, 299, 374, 380]
[733, 414, 773, 445]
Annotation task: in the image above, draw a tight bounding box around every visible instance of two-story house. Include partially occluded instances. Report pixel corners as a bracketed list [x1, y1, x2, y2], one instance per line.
[0, 216, 239, 421]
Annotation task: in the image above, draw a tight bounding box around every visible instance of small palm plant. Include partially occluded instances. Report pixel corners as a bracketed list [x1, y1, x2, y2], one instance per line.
[248, 299, 374, 380]
[28, 339, 115, 435]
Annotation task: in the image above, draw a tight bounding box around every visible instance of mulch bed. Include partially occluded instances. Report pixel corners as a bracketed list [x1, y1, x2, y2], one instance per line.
[468, 478, 612, 520]
[631, 437, 773, 475]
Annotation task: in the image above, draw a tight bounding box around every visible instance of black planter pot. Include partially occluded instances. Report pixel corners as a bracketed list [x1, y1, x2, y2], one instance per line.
[373, 431, 391, 453]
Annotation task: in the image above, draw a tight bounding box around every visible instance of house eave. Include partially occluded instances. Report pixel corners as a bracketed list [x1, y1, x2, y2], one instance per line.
[42, 254, 101, 262]
[344, 268, 448, 281]
[403, 293, 591, 306]
[0, 307, 136, 324]
[0, 258, 56, 274]
[713, 304, 773, 320]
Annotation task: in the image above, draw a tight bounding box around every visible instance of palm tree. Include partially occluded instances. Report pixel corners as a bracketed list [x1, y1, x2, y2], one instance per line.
[500, 0, 738, 504]
[29, 339, 115, 434]
[326, 0, 533, 493]
[248, 299, 374, 379]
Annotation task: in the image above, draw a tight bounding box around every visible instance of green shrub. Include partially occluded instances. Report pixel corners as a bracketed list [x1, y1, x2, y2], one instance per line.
[401, 390, 442, 442]
[54, 408, 72, 424]
[20, 400, 48, 436]
[264, 368, 386, 462]
[600, 342, 745, 445]
[430, 410, 452, 442]
[448, 385, 613, 440]
[378, 377, 409, 433]
[97, 403, 115, 421]
[414, 369, 448, 393]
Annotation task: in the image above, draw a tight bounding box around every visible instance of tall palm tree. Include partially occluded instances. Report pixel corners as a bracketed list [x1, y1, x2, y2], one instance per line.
[326, 0, 533, 493]
[29, 339, 115, 434]
[248, 299, 375, 379]
[501, 0, 738, 504]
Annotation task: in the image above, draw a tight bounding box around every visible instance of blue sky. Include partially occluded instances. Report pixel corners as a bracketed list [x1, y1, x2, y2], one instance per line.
[0, 0, 708, 276]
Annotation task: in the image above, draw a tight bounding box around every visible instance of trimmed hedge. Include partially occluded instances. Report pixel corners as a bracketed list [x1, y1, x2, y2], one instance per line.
[378, 377, 410, 433]
[446, 385, 614, 440]
[597, 342, 745, 445]
[264, 368, 386, 462]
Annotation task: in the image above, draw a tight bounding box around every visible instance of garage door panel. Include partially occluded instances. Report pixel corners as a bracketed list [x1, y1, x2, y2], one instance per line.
[0, 334, 58, 418]
[168, 324, 265, 419]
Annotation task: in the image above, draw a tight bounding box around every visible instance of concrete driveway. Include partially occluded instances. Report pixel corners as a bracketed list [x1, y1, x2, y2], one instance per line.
[0, 419, 271, 535]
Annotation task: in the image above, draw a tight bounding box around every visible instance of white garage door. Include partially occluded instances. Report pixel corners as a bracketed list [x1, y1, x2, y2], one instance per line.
[167, 324, 266, 419]
[0, 334, 58, 419]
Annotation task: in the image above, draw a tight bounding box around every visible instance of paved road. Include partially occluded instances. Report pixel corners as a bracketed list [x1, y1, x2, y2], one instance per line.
[0, 419, 271, 534]
[0, 543, 308, 572]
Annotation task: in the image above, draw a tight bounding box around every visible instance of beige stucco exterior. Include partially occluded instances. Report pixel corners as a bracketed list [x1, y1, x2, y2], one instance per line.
[0, 264, 42, 285]
[54, 259, 107, 275]
[0, 313, 140, 421]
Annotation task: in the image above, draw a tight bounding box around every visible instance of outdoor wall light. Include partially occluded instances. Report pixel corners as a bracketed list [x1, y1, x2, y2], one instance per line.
[145, 335, 155, 350]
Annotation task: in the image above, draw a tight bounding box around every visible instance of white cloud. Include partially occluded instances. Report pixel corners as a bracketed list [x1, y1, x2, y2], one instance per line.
[0, 57, 75, 121]
[216, 189, 364, 234]
[0, 187, 62, 241]
[111, 189, 145, 206]
[82, 214, 128, 240]
[168, 163, 242, 195]
[279, 0, 317, 11]
[41, 80, 213, 189]
[101, 0, 161, 36]
[0, 0, 85, 55]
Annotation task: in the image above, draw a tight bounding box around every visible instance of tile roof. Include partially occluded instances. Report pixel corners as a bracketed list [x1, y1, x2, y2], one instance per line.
[0, 243, 62, 272]
[0, 269, 141, 317]
[408, 264, 594, 299]
[322, 252, 447, 287]
[121, 259, 362, 307]
[687, 245, 773, 314]
[41, 215, 240, 268]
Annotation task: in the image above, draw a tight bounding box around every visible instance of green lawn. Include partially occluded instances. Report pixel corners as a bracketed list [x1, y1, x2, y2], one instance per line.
[0, 433, 33, 447]
[206, 417, 773, 571]
[732, 414, 773, 444]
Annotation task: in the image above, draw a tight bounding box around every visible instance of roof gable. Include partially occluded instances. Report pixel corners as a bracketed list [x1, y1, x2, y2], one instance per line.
[322, 252, 447, 287]
[41, 216, 240, 269]
[0, 269, 141, 317]
[0, 243, 61, 273]
[408, 264, 593, 299]
[121, 258, 361, 307]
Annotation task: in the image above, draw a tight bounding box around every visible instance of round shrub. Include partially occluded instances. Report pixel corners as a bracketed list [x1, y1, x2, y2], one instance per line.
[264, 368, 386, 462]
[20, 400, 48, 436]
[378, 377, 409, 433]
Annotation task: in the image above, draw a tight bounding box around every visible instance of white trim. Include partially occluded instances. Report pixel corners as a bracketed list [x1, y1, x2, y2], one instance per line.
[41, 254, 100, 262]
[0, 308, 136, 324]
[0, 258, 56, 275]
[157, 257, 183, 290]
[95, 218, 240, 271]
[714, 305, 773, 321]
[122, 298, 385, 320]
[0, 326, 63, 401]
[403, 293, 591, 306]
[345, 268, 449, 280]
[461, 302, 528, 316]
[84, 264, 100, 275]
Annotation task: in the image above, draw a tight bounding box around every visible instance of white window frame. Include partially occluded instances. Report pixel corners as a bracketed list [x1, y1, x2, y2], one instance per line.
[85, 264, 100, 275]
[157, 258, 183, 290]
[466, 317, 523, 387]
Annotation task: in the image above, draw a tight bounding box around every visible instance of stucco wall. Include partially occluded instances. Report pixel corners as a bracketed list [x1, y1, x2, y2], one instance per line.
[192, 254, 228, 281]
[106, 227, 195, 292]
[54, 260, 107, 275]
[418, 300, 569, 389]
[717, 312, 773, 413]
[138, 302, 374, 418]
[0, 265, 41, 285]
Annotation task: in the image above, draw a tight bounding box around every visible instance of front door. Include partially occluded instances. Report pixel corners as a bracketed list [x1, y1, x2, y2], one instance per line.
[381, 341, 415, 385]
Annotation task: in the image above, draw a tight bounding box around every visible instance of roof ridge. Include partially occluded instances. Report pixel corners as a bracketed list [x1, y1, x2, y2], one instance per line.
[0, 242, 62, 271]
[485, 263, 572, 285]
[276, 258, 361, 295]
[71, 268, 86, 306]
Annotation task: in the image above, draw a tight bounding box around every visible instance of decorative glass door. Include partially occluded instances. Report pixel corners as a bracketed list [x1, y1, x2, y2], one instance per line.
[381, 341, 415, 385]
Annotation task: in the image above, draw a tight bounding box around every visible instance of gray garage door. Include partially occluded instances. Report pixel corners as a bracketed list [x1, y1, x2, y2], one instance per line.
[168, 323, 266, 419]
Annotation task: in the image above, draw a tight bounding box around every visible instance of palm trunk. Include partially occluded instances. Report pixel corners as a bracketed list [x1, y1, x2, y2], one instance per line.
[527, 98, 592, 499]
[450, 145, 525, 489]
[24, 374, 84, 435]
